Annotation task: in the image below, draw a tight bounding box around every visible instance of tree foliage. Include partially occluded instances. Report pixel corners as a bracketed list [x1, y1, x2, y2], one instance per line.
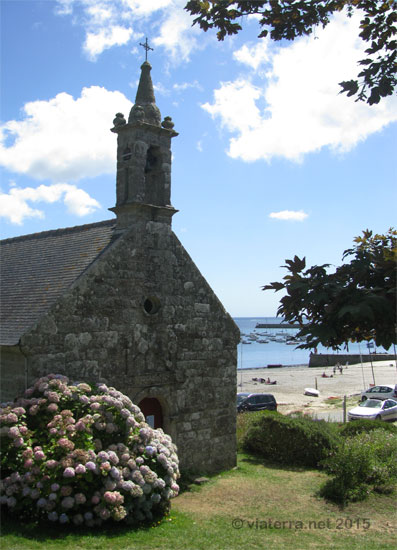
[185, 1, 397, 105]
[262, 229, 397, 350]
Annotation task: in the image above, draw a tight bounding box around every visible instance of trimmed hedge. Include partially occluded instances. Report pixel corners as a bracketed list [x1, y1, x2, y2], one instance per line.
[242, 411, 339, 468]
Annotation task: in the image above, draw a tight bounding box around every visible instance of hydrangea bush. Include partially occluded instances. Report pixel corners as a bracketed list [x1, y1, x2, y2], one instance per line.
[0, 374, 179, 526]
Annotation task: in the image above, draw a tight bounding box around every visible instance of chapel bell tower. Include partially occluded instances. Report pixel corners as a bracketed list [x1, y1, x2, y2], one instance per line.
[110, 58, 178, 229]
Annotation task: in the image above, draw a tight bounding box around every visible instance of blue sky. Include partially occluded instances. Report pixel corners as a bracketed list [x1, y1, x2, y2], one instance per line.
[1, 0, 396, 317]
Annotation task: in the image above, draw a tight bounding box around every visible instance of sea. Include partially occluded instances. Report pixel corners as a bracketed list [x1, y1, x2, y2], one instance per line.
[233, 317, 388, 370]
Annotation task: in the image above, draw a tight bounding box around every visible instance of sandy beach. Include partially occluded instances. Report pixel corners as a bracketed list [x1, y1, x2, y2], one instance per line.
[237, 359, 397, 415]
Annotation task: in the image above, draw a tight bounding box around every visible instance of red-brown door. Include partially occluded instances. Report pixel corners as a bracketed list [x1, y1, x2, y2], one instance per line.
[138, 397, 164, 429]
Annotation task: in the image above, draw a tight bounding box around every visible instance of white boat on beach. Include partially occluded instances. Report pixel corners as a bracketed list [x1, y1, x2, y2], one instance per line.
[304, 388, 320, 397]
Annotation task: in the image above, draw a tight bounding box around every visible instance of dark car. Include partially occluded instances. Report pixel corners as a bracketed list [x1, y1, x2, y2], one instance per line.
[237, 392, 277, 413]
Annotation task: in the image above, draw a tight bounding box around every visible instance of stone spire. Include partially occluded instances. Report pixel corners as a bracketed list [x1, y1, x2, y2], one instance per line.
[110, 61, 178, 229]
[128, 62, 161, 127]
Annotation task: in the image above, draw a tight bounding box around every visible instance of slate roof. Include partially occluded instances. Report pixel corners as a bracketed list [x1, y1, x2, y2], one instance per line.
[0, 219, 119, 346]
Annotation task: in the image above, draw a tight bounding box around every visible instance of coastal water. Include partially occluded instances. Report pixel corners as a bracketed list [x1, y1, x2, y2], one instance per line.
[233, 317, 388, 370]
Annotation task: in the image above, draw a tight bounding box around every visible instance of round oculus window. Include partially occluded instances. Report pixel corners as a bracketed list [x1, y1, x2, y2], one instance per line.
[143, 296, 161, 315]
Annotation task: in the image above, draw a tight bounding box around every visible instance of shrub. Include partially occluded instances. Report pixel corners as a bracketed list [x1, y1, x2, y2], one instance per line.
[320, 429, 397, 504]
[236, 411, 264, 450]
[242, 411, 339, 468]
[0, 374, 179, 527]
[339, 419, 397, 438]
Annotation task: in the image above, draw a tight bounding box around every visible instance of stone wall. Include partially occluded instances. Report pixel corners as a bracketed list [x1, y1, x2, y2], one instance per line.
[16, 219, 239, 474]
[309, 353, 395, 368]
[0, 346, 27, 402]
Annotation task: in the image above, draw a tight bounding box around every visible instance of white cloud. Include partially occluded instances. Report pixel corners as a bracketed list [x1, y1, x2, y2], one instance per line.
[0, 86, 131, 182]
[233, 41, 270, 71]
[84, 25, 134, 60]
[173, 81, 203, 92]
[203, 13, 397, 162]
[54, 0, 75, 16]
[152, 6, 201, 62]
[202, 80, 263, 135]
[269, 210, 308, 222]
[55, 0, 201, 62]
[121, 0, 173, 16]
[0, 184, 100, 225]
[85, 4, 114, 24]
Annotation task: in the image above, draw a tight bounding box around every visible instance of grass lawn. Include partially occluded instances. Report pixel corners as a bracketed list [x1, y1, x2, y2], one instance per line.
[1, 452, 396, 550]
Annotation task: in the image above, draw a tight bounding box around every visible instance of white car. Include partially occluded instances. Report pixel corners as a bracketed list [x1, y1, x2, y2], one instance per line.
[360, 384, 397, 401]
[348, 398, 397, 421]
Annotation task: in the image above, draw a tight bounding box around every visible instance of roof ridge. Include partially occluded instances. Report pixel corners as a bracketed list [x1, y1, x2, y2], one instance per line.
[1, 219, 116, 245]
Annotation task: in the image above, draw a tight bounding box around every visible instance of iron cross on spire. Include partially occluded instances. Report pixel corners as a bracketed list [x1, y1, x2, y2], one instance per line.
[139, 37, 153, 62]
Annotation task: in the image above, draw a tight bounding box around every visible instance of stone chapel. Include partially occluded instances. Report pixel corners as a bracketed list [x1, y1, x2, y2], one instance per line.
[0, 61, 240, 473]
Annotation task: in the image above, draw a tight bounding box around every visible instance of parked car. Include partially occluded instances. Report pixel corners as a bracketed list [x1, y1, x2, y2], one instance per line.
[348, 398, 397, 421]
[237, 392, 277, 413]
[360, 384, 397, 401]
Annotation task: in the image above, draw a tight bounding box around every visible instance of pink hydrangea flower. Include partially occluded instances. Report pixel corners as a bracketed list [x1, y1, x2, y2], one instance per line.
[108, 451, 119, 465]
[98, 507, 111, 520]
[75, 493, 86, 505]
[61, 496, 75, 509]
[58, 438, 74, 451]
[85, 461, 97, 472]
[22, 448, 33, 458]
[112, 506, 127, 521]
[6, 413, 18, 423]
[75, 464, 86, 475]
[79, 395, 89, 405]
[63, 467, 75, 478]
[100, 462, 111, 472]
[98, 451, 109, 461]
[75, 420, 86, 431]
[34, 450, 45, 460]
[8, 426, 20, 438]
[47, 392, 60, 403]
